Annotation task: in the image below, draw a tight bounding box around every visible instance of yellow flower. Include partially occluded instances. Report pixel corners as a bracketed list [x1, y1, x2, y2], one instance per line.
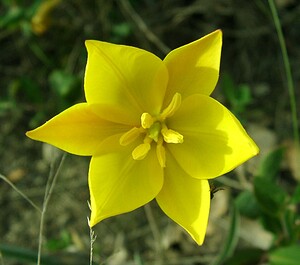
[26, 30, 259, 245]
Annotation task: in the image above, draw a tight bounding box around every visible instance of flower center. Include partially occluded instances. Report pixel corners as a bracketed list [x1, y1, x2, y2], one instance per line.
[119, 93, 183, 167]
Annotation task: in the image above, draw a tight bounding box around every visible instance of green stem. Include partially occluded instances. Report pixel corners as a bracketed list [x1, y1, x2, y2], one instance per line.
[0, 251, 4, 265]
[87, 217, 97, 265]
[144, 203, 164, 265]
[268, 0, 299, 145]
[279, 212, 290, 243]
[0, 174, 41, 213]
[37, 153, 66, 265]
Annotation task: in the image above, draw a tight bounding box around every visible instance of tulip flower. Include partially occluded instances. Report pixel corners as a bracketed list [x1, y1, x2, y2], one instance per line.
[26, 30, 259, 245]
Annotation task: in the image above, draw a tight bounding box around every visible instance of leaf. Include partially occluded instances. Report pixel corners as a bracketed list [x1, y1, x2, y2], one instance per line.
[283, 209, 299, 244]
[0, 243, 59, 265]
[260, 213, 282, 234]
[0, 6, 24, 28]
[291, 183, 300, 204]
[237, 84, 251, 105]
[223, 248, 264, 265]
[0, 101, 15, 113]
[235, 190, 260, 218]
[254, 176, 287, 216]
[45, 230, 72, 251]
[222, 73, 236, 104]
[221, 73, 251, 115]
[211, 203, 240, 265]
[112, 22, 131, 38]
[0, 243, 97, 265]
[257, 148, 284, 181]
[21, 76, 43, 103]
[269, 245, 300, 265]
[49, 70, 78, 98]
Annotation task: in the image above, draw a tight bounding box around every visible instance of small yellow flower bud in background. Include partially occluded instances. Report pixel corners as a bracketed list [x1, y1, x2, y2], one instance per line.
[31, 0, 61, 35]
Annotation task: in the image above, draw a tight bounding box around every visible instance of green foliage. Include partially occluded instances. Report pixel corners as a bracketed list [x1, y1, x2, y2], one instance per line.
[235, 190, 261, 218]
[253, 149, 299, 244]
[45, 230, 72, 251]
[254, 176, 287, 217]
[291, 184, 300, 204]
[226, 148, 300, 264]
[223, 248, 264, 265]
[111, 22, 132, 43]
[0, 243, 63, 265]
[49, 70, 82, 111]
[257, 147, 284, 180]
[0, 0, 133, 130]
[0, 243, 96, 265]
[221, 73, 252, 118]
[212, 204, 240, 265]
[269, 245, 300, 265]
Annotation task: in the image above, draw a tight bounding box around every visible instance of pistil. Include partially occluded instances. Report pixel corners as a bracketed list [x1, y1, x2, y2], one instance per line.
[120, 93, 184, 167]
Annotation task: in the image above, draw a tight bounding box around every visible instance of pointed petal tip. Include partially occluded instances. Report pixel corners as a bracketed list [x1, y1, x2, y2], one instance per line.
[25, 123, 53, 143]
[25, 130, 32, 138]
[247, 135, 260, 157]
[89, 206, 106, 228]
[85, 40, 94, 52]
[214, 28, 222, 35]
[175, 219, 206, 245]
[209, 29, 222, 43]
[85, 40, 101, 54]
[25, 128, 39, 141]
[183, 217, 207, 245]
[193, 234, 205, 246]
[85, 39, 93, 46]
[88, 215, 99, 228]
[254, 144, 260, 155]
[202, 29, 222, 40]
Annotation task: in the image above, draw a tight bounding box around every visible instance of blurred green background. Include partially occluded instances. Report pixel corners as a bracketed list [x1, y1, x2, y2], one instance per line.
[0, 0, 299, 264]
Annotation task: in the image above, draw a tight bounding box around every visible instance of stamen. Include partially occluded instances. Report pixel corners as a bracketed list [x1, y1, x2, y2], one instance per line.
[128, 93, 184, 164]
[141, 113, 154, 129]
[156, 139, 166, 167]
[132, 143, 151, 160]
[161, 127, 183, 144]
[120, 127, 143, 146]
[160, 93, 181, 120]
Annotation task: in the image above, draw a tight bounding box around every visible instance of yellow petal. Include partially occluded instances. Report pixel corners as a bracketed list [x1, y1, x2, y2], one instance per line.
[89, 147, 164, 226]
[26, 103, 130, 156]
[167, 94, 259, 179]
[85, 40, 168, 117]
[89, 103, 140, 126]
[156, 151, 210, 245]
[163, 30, 222, 105]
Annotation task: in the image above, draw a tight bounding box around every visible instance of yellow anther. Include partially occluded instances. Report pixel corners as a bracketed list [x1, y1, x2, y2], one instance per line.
[161, 127, 183, 144]
[132, 143, 151, 160]
[160, 93, 181, 120]
[141, 113, 154, 129]
[119, 127, 142, 146]
[125, 93, 184, 164]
